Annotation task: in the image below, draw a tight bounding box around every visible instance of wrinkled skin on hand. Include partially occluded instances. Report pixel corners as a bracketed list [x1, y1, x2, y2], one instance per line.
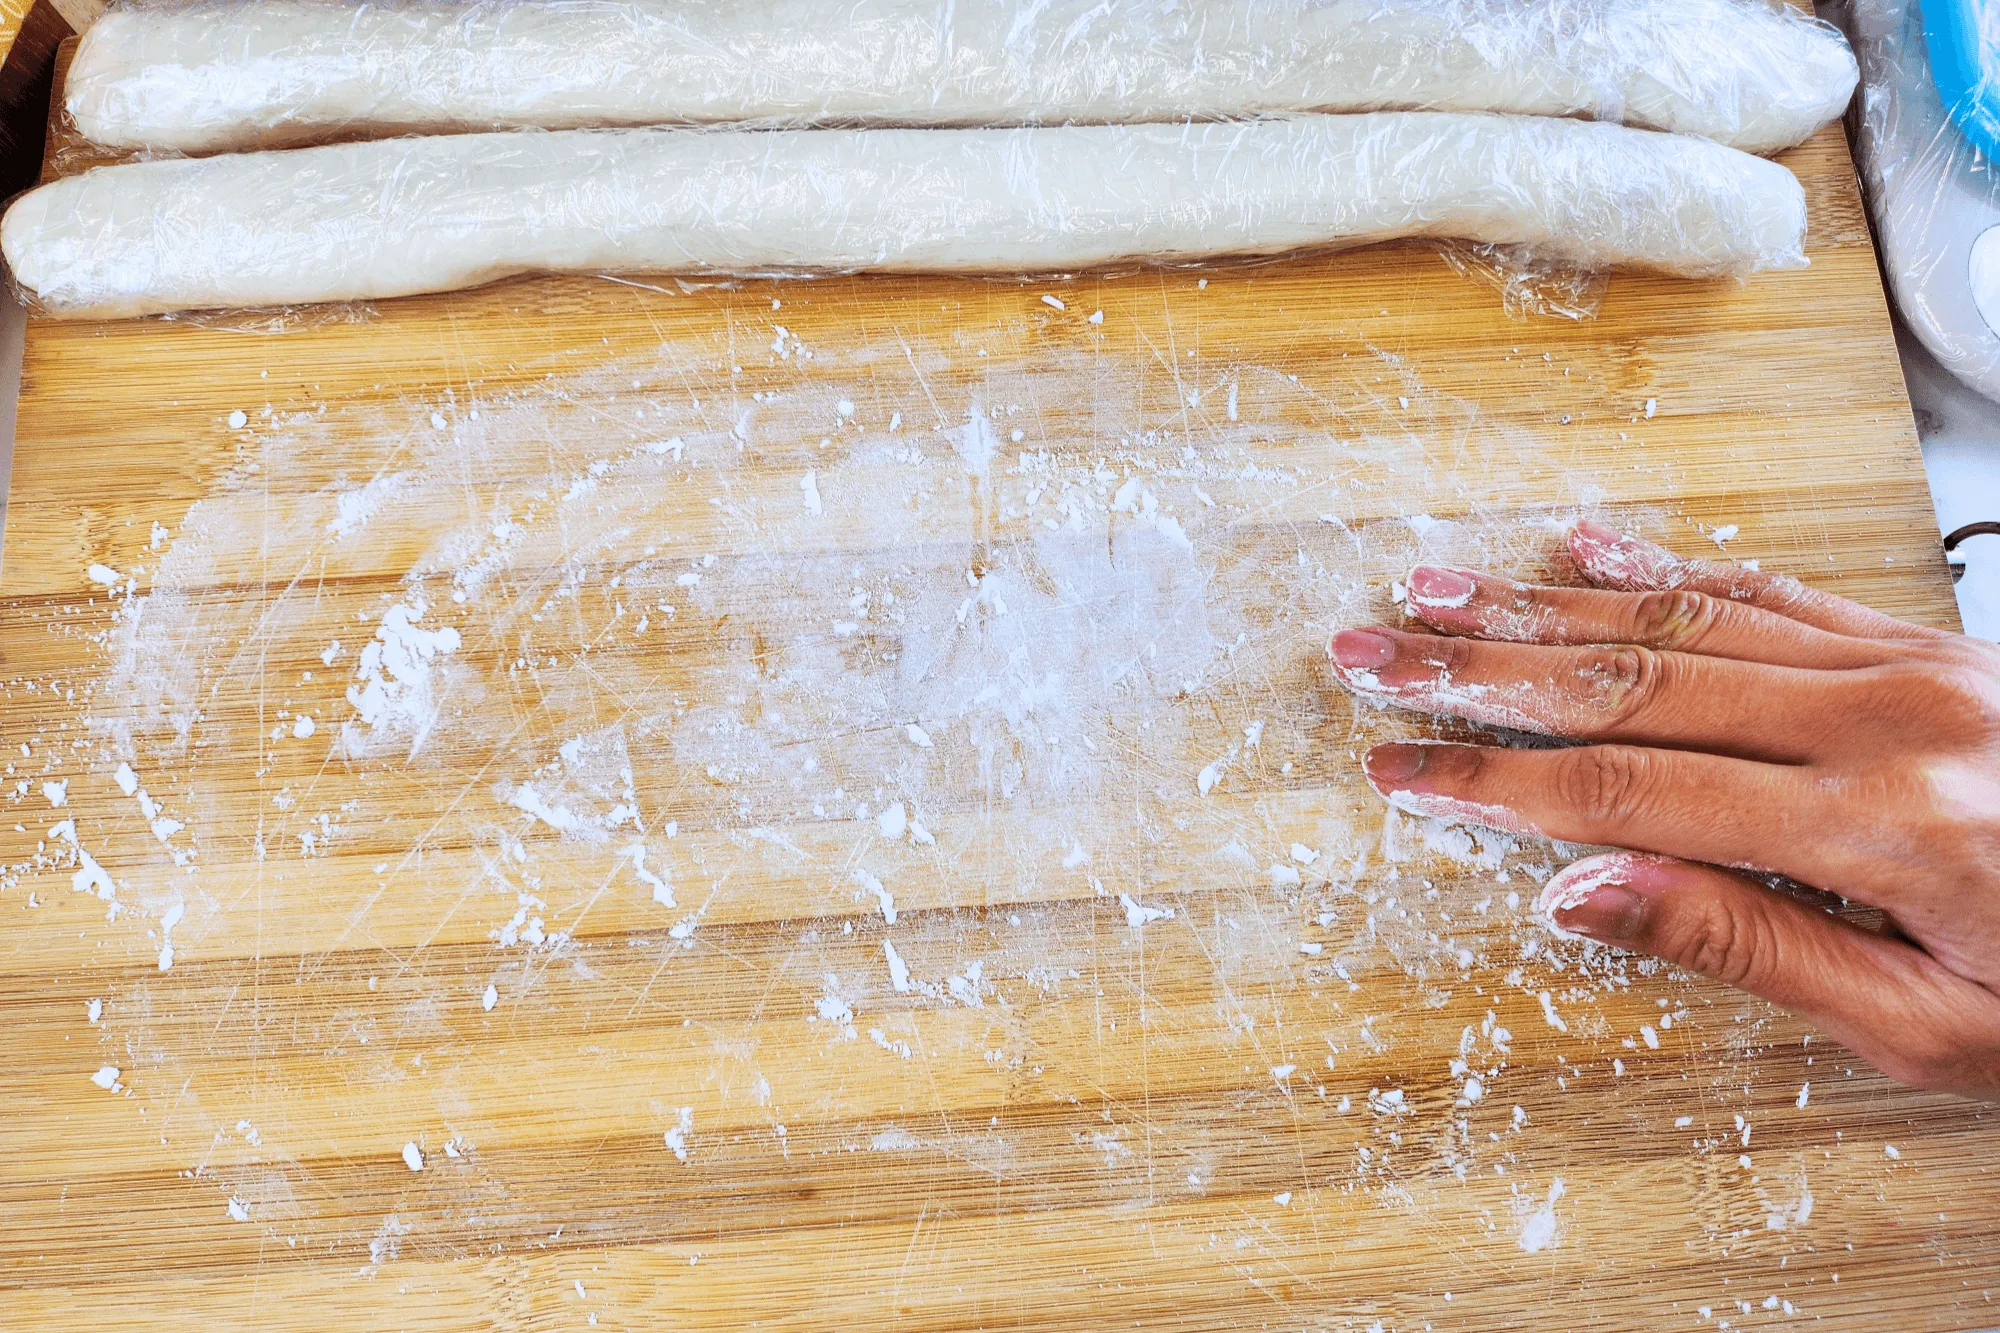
[1328, 519, 2000, 1099]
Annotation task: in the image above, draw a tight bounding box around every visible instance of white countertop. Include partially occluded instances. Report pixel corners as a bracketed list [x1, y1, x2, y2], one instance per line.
[1901, 315, 2000, 639]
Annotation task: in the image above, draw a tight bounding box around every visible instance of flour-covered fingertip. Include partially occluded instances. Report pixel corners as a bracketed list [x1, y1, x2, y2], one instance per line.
[1567, 520, 1679, 590]
[1537, 850, 1676, 939]
[1330, 628, 1398, 670]
[1361, 742, 1429, 786]
[1404, 565, 1479, 609]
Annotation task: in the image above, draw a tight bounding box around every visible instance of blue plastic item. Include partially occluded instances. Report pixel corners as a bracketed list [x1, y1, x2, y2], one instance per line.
[1924, 0, 2000, 159]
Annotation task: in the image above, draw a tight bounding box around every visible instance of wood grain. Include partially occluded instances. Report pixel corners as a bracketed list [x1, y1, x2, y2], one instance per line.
[0, 2, 68, 196]
[1, 66, 1995, 1333]
[43, 0, 92, 33]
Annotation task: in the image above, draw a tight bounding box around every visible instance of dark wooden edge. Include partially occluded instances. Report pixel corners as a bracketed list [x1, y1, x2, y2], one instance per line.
[0, 1, 70, 198]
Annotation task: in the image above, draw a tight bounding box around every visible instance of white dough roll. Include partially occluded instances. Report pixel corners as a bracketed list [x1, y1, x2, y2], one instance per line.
[67, 0, 1858, 156]
[2, 114, 1810, 321]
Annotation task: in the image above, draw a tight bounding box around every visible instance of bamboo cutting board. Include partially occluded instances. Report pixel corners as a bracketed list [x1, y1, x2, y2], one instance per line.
[2, 56, 1996, 1333]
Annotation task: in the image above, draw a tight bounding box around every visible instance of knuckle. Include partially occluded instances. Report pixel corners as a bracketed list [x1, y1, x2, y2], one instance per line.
[1907, 776, 2000, 872]
[1885, 659, 2000, 739]
[1428, 633, 1474, 675]
[1862, 768, 1999, 880]
[1626, 589, 1722, 650]
[1662, 897, 1775, 991]
[1446, 741, 1496, 790]
[1933, 665, 2000, 735]
[1553, 745, 1663, 825]
[1576, 644, 1667, 724]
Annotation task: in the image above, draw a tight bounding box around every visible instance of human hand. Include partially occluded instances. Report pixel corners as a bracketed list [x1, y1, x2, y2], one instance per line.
[1327, 519, 2000, 1098]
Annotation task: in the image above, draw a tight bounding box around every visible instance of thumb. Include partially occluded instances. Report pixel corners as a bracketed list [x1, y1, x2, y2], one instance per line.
[1538, 852, 2000, 1099]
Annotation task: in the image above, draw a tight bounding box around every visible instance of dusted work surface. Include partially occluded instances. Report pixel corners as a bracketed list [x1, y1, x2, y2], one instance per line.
[3, 108, 1997, 1333]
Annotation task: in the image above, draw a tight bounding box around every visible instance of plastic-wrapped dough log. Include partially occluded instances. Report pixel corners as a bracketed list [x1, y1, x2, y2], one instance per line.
[1, 113, 1809, 321]
[67, 0, 1858, 156]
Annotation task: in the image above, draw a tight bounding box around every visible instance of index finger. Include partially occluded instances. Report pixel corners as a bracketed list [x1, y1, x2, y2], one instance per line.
[1568, 519, 1951, 642]
[1402, 565, 1900, 671]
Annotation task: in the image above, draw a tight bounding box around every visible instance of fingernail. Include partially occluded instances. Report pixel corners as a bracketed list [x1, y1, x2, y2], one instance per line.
[1405, 566, 1477, 608]
[1568, 519, 1673, 589]
[1362, 742, 1428, 785]
[1537, 852, 1661, 940]
[1569, 518, 1622, 547]
[1549, 884, 1647, 941]
[1330, 628, 1397, 669]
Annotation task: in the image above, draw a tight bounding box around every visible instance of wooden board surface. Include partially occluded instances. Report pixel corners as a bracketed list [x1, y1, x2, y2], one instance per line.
[2, 72, 1996, 1333]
